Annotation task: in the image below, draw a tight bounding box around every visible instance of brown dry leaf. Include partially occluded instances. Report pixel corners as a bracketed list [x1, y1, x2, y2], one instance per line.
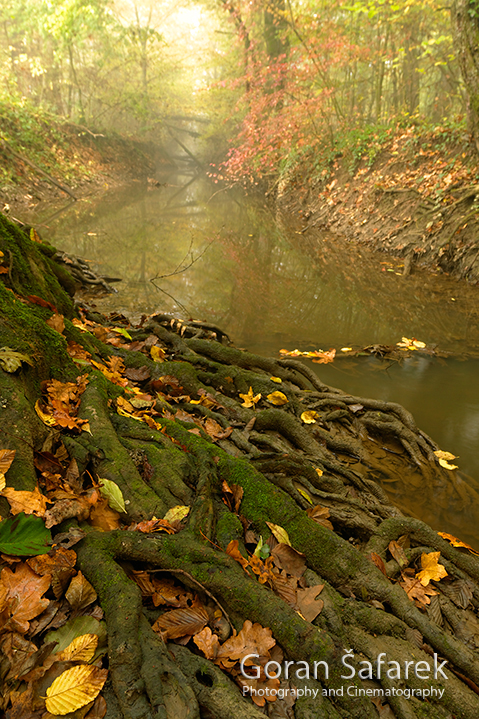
[266, 391, 288, 406]
[193, 626, 220, 660]
[222, 481, 244, 514]
[65, 571, 97, 611]
[46, 314, 65, 334]
[0, 631, 40, 682]
[203, 418, 233, 441]
[84, 695, 107, 719]
[89, 497, 121, 531]
[45, 664, 108, 715]
[217, 619, 276, 664]
[438, 532, 479, 556]
[311, 349, 336, 364]
[44, 497, 91, 529]
[249, 555, 276, 584]
[67, 341, 92, 361]
[124, 366, 151, 382]
[57, 633, 98, 663]
[388, 540, 409, 569]
[0, 448, 16, 491]
[34, 400, 56, 427]
[296, 584, 324, 622]
[2, 486, 47, 517]
[271, 544, 306, 579]
[270, 571, 297, 607]
[306, 505, 333, 530]
[239, 387, 261, 408]
[399, 573, 438, 608]
[135, 517, 176, 534]
[226, 540, 250, 571]
[416, 552, 448, 587]
[27, 548, 77, 600]
[0, 563, 50, 633]
[370, 552, 388, 576]
[152, 605, 209, 639]
[189, 388, 222, 409]
[151, 578, 193, 608]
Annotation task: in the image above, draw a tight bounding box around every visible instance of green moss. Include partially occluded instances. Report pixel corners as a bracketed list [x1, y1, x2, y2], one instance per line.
[0, 214, 74, 316]
[215, 508, 244, 549]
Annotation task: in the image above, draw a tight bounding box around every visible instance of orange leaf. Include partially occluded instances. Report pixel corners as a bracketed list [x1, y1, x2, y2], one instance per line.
[0, 563, 50, 633]
[1, 486, 47, 517]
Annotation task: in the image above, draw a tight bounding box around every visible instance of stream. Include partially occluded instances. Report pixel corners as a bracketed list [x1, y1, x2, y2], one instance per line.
[32, 171, 479, 547]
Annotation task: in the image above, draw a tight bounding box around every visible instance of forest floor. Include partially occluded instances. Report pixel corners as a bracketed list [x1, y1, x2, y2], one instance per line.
[276, 123, 479, 283]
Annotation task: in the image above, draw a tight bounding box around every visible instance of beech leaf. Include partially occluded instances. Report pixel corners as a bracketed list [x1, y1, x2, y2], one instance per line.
[98, 478, 126, 514]
[57, 633, 98, 663]
[163, 505, 190, 524]
[266, 522, 291, 546]
[266, 391, 288, 405]
[45, 664, 108, 715]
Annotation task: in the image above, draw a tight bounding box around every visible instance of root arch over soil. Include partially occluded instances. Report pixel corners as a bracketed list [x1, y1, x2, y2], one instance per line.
[2, 218, 479, 719]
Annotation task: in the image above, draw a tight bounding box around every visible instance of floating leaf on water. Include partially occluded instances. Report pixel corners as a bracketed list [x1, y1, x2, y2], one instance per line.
[438, 458, 458, 471]
[434, 450, 457, 461]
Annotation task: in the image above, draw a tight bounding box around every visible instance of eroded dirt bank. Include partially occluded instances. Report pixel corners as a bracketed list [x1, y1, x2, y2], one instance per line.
[276, 126, 479, 283]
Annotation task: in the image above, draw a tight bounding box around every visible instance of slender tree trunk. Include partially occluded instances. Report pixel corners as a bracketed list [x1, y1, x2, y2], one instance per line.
[452, 0, 479, 151]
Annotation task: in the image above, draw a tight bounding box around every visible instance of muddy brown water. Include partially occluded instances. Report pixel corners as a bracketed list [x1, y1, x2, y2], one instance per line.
[32, 173, 479, 547]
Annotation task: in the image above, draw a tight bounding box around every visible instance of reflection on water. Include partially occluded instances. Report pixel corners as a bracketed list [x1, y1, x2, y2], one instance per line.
[35, 172, 479, 542]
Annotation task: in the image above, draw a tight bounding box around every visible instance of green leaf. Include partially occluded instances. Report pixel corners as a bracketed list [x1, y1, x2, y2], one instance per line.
[46, 616, 107, 656]
[0, 512, 51, 555]
[98, 478, 126, 513]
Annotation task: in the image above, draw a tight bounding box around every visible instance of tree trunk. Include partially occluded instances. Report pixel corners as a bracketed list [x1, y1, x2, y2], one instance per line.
[452, 0, 479, 150]
[2, 214, 479, 719]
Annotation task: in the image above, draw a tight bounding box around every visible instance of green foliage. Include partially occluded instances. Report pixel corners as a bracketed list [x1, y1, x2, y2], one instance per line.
[0, 513, 51, 555]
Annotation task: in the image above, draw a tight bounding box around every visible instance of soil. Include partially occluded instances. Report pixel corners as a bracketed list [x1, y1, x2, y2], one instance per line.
[276, 125, 479, 283]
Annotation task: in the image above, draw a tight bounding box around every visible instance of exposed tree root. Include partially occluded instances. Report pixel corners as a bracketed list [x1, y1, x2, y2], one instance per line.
[3, 221, 479, 719]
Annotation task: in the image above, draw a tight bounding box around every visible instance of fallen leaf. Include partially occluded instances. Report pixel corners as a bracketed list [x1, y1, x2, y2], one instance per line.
[438, 458, 459, 470]
[270, 376, 282, 383]
[370, 552, 387, 576]
[193, 626, 219, 660]
[0, 347, 33, 373]
[296, 584, 324, 622]
[34, 400, 56, 427]
[438, 532, 479, 556]
[0, 562, 50, 633]
[152, 605, 209, 639]
[388, 540, 409, 569]
[311, 349, 336, 364]
[266, 391, 288, 406]
[2, 486, 47, 518]
[271, 543, 306, 578]
[46, 314, 65, 334]
[301, 411, 318, 424]
[65, 571, 97, 611]
[27, 548, 77, 599]
[57, 633, 98, 663]
[45, 664, 108, 715]
[163, 505, 190, 524]
[89, 497, 121, 531]
[226, 540, 250, 571]
[416, 552, 448, 587]
[399, 573, 438, 608]
[0, 448, 15, 491]
[306, 505, 333, 530]
[239, 387, 261, 408]
[150, 346, 166, 362]
[434, 450, 457, 461]
[266, 522, 291, 546]
[98, 478, 126, 514]
[0, 513, 51, 556]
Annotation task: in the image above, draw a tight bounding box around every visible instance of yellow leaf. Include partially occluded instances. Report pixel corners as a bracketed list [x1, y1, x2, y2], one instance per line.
[34, 400, 56, 427]
[438, 458, 458, 470]
[266, 522, 291, 546]
[434, 450, 457, 461]
[416, 552, 448, 587]
[270, 376, 282, 383]
[297, 487, 313, 504]
[301, 411, 318, 424]
[1, 486, 47, 517]
[438, 532, 479, 556]
[57, 633, 98, 663]
[340, 347, 353, 352]
[45, 664, 108, 715]
[266, 391, 288, 406]
[315, 467, 323, 477]
[239, 387, 261, 408]
[150, 346, 165, 362]
[413, 340, 426, 349]
[163, 505, 190, 523]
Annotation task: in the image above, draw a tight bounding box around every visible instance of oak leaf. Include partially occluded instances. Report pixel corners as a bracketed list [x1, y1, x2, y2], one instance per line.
[438, 532, 479, 556]
[399, 573, 438, 608]
[0, 562, 50, 633]
[193, 626, 220, 660]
